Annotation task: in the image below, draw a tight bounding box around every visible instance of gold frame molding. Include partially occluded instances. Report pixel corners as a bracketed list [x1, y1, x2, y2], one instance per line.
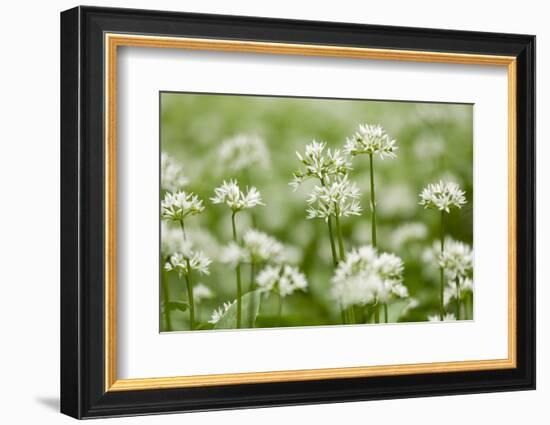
[104, 33, 517, 392]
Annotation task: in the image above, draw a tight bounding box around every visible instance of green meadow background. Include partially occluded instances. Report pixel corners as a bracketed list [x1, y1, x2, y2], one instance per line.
[160, 92, 473, 332]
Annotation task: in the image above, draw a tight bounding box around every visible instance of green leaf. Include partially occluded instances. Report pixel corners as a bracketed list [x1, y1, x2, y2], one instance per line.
[165, 301, 189, 312]
[214, 290, 262, 330]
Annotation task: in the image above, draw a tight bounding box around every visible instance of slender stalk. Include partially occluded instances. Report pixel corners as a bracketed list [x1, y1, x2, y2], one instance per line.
[277, 290, 283, 327]
[248, 262, 256, 328]
[334, 213, 346, 262]
[184, 264, 195, 330]
[439, 211, 445, 320]
[231, 212, 242, 329]
[374, 302, 380, 324]
[383, 303, 388, 323]
[327, 218, 338, 267]
[455, 278, 461, 320]
[368, 153, 377, 248]
[160, 259, 173, 331]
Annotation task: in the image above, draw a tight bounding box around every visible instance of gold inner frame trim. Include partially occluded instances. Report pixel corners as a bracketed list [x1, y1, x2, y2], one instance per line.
[104, 33, 517, 392]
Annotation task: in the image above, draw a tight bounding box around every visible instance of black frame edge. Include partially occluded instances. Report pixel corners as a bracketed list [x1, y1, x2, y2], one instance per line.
[60, 6, 536, 419]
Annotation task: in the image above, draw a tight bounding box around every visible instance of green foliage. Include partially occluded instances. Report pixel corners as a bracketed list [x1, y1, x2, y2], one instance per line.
[214, 290, 262, 330]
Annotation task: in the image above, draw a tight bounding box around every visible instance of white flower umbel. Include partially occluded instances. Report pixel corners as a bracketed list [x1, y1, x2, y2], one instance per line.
[164, 245, 211, 330]
[291, 140, 353, 266]
[208, 300, 235, 325]
[161, 191, 205, 224]
[419, 180, 468, 320]
[242, 229, 285, 265]
[331, 245, 407, 323]
[218, 134, 270, 173]
[211, 179, 264, 329]
[161, 152, 189, 192]
[344, 124, 398, 159]
[345, 124, 398, 249]
[439, 239, 473, 320]
[211, 180, 265, 213]
[256, 264, 308, 326]
[419, 180, 467, 213]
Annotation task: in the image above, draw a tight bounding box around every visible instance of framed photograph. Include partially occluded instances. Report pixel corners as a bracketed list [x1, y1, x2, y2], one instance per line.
[60, 6, 535, 419]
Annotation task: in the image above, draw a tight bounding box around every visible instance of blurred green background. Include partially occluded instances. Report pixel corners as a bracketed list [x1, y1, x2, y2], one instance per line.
[160, 92, 473, 332]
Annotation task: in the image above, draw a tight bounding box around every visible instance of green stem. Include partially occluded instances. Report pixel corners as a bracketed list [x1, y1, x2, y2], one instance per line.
[383, 303, 388, 323]
[334, 213, 346, 262]
[277, 290, 283, 327]
[184, 264, 195, 330]
[374, 301, 380, 324]
[368, 153, 377, 248]
[231, 212, 242, 329]
[455, 278, 461, 320]
[160, 258, 173, 331]
[249, 262, 256, 328]
[327, 218, 338, 267]
[439, 211, 445, 320]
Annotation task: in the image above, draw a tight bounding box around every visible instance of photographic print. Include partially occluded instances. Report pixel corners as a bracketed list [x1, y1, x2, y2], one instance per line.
[159, 92, 473, 332]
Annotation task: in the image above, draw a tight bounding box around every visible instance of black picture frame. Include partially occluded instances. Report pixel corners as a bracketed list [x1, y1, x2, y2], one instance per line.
[60, 5, 535, 419]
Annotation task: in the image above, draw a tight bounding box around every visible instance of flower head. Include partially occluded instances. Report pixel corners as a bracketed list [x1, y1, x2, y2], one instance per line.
[439, 239, 473, 282]
[306, 174, 362, 221]
[164, 246, 211, 277]
[218, 134, 270, 173]
[161, 152, 189, 192]
[331, 246, 407, 308]
[419, 180, 467, 213]
[344, 124, 398, 159]
[209, 300, 235, 324]
[290, 140, 351, 190]
[219, 241, 247, 267]
[211, 180, 265, 212]
[161, 191, 205, 222]
[242, 229, 284, 264]
[256, 264, 308, 297]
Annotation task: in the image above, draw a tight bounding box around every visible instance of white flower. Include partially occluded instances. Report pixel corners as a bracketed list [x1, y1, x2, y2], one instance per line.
[242, 229, 284, 264]
[211, 180, 265, 212]
[439, 239, 473, 282]
[161, 152, 189, 192]
[344, 124, 398, 159]
[389, 222, 428, 250]
[193, 283, 214, 303]
[219, 242, 248, 267]
[306, 175, 362, 221]
[218, 134, 270, 173]
[428, 313, 457, 322]
[290, 140, 351, 190]
[419, 180, 467, 213]
[331, 246, 406, 308]
[165, 248, 211, 277]
[256, 264, 308, 297]
[209, 300, 235, 324]
[161, 190, 205, 222]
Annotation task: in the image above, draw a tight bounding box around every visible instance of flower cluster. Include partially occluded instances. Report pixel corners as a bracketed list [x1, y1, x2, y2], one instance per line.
[243, 229, 284, 264]
[439, 239, 473, 282]
[419, 180, 467, 213]
[290, 140, 351, 190]
[209, 300, 235, 324]
[218, 134, 270, 173]
[211, 180, 265, 212]
[306, 175, 362, 221]
[164, 244, 212, 277]
[161, 152, 189, 192]
[256, 264, 308, 297]
[331, 246, 407, 308]
[344, 124, 398, 159]
[161, 191, 205, 222]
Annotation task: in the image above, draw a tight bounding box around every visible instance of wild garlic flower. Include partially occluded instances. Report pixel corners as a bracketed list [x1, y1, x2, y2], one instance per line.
[211, 180, 265, 212]
[219, 242, 248, 267]
[290, 140, 351, 190]
[306, 175, 362, 221]
[161, 191, 205, 222]
[344, 124, 398, 159]
[218, 134, 270, 173]
[428, 313, 456, 322]
[193, 283, 214, 303]
[439, 239, 473, 282]
[209, 300, 235, 324]
[419, 181, 467, 213]
[331, 246, 407, 308]
[256, 264, 308, 297]
[242, 229, 284, 264]
[165, 248, 211, 277]
[161, 152, 189, 192]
